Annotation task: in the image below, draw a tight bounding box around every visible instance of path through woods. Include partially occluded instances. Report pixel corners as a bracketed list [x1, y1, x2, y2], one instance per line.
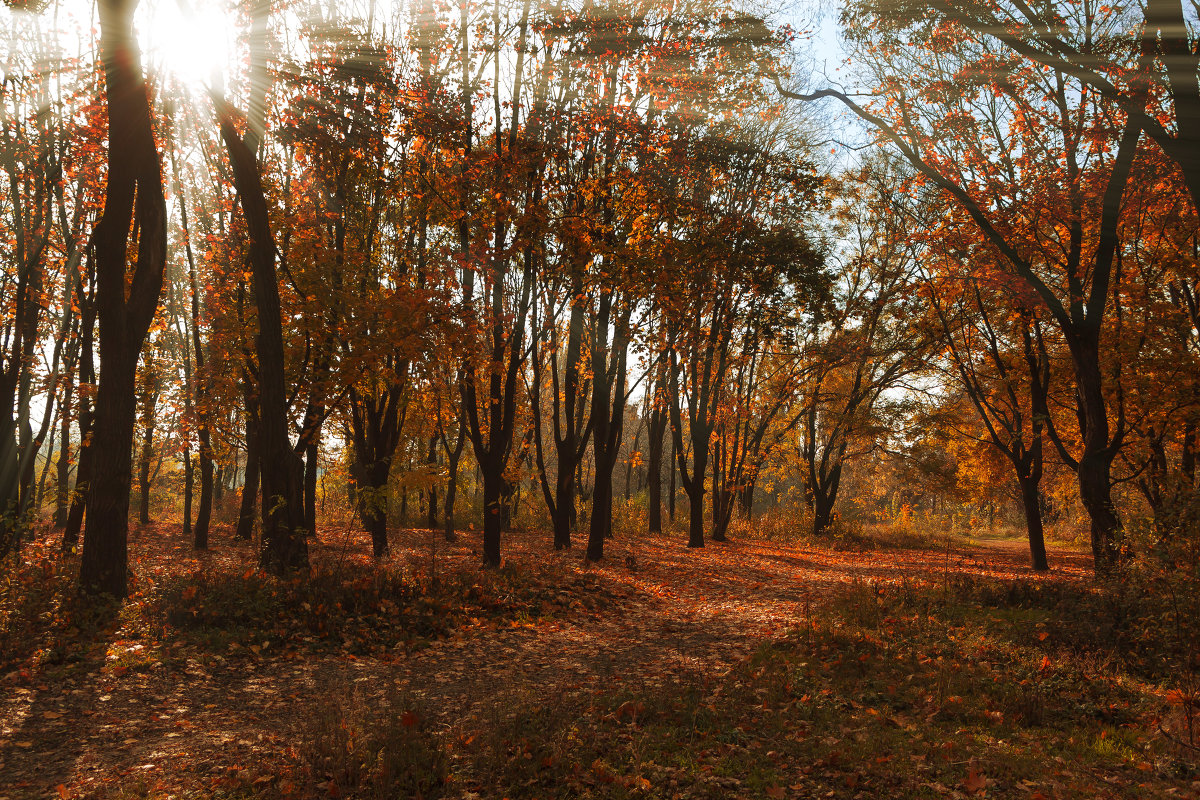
[0, 524, 1093, 798]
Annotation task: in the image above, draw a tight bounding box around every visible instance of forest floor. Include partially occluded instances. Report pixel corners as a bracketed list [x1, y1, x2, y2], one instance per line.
[1, 518, 1198, 799]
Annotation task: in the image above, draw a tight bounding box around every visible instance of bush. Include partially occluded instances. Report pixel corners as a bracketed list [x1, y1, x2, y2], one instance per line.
[0, 538, 79, 671]
[153, 558, 559, 654]
[298, 680, 447, 799]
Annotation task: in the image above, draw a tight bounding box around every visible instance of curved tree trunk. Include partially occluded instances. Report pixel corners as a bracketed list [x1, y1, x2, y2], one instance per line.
[216, 113, 307, 573]
[80, 0, 169, 599]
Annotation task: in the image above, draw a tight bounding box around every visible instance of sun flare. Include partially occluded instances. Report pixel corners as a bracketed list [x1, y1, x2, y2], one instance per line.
[140, 0, 232, 91]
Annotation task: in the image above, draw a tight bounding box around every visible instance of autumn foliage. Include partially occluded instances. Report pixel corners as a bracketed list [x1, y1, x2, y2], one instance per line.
[1, 0, 1198, 796]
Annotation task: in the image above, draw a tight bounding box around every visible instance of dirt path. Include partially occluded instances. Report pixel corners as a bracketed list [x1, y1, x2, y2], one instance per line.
[0, 525, 1091, 798]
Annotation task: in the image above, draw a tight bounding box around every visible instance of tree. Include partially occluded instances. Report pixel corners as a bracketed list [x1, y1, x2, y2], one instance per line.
[922, 254, 1054, 570]
[210, 0, 309, 573]
[79, 0, 168, 599]
[894, 0, 1200, 216]
[783, 1, 1147, 572]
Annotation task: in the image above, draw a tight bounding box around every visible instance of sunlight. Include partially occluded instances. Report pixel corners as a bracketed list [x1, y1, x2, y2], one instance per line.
[139, 0, 232, 91]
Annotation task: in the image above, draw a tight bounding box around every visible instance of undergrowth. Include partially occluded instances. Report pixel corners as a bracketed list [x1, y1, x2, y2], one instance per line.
[443, 572, 1199, 799]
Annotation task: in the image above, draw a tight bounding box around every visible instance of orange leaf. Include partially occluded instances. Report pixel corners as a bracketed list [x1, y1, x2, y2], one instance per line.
[963, 765, 986, 794]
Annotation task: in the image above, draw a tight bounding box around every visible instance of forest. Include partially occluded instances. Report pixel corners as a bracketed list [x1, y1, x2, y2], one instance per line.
[1, 0, 1198, 797]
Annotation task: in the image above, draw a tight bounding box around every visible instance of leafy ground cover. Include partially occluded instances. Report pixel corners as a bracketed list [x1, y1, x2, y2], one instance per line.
[0, 521, 1196, 799]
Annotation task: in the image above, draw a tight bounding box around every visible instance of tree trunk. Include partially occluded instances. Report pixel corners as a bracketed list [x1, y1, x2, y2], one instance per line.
[685, 478, 705, 548]
[63, 301, 93, 551]
[426, 434, 438, 530]
[1068, 334, 1123, 574]
[304, 439, 319, 539]
[481, 463, 503, 567]
[137, 378, 157, 525]
[811, 461, 842, 538]
[357, 461, 391, 558]
[442, 423, 465, 543]
[1018, 473, 1049, 571]
[63, 440, 89, 551]
[812, 491, 836, 537]
[1078, 453, 1121, 571]
[552, 283, 588, 550]
[710, 446, 730, 542]
[668, 437, 676, 522]
[586, 294, 629, 560]
[215, 87, 308, 575]
[54, 383, 72, 527]
[213, 462, 224, 505]
[443, 467, 459, 543]
[586, 465, 612, 560]
[183, 448, 193, 538]
[194, 432, 213, 549]
[553, 464, 574, 549]
[82, 357, 144, 598]
[647, 398, 666, 533]
[80, 0, 168, 599]
[235, 411, 259, 540]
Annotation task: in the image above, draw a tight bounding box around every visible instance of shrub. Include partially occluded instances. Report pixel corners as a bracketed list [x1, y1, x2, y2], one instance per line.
[298, 680, 447, 799]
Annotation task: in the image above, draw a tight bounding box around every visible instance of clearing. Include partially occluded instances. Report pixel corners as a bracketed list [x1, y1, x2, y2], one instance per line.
[1, 522, 1196, 799]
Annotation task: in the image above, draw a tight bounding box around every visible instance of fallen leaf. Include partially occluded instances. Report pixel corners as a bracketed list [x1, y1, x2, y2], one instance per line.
[964, 764, 987, 795]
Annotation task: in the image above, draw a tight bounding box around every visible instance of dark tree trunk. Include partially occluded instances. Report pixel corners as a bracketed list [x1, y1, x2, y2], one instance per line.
[668, 436, 676, 522]
[811, 461, 843, 537]
[183, 448, 193, 538]
[213, 463, 224, 505]
[357, 461, 391, 558]
[685, 477, 705, 548]
[443, 467, 459, 543]
[194, 437, 213, 549]
[63, 297, 93, 552]
[553, 283, 589, 550]
[235, 410, 259, 541]
[80, 0, 168, 599]
[137, 376, 157, 525]
[587, 296, 615, 561]
[586, 468, 612, 560]
[481, 463, 503, 566]
[215, 94, 307, 575]
[54, 382, 72, 527]
[63, 442, 89, 550]
[647, 393, 666, 533]
[1018, 472, 1049, 571]
[586, 294, 629, 561]
[553, 463, 574, 549]
[710, 441, 731, 542]
[812, 491, 836, 537]
[346, 382, 406, 557]
[442, 421, 465, 543]
[1067, 334, 1123, 574]
[426, 434, 438, 530]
